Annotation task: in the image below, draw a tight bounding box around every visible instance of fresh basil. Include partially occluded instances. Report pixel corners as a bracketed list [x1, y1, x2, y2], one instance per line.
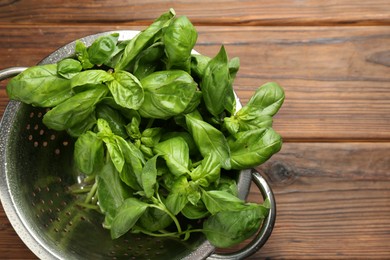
[164, 15, 197, 71]
[203, 203, 269, 248]
[6, 9, 284, 249]
[107, 70, 144, 110]
[6, 64, 72, 107]
[139, 70, 197, 119]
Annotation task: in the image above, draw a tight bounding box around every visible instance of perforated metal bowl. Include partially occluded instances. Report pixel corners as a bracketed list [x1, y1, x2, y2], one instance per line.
[0, 31, 276, 260]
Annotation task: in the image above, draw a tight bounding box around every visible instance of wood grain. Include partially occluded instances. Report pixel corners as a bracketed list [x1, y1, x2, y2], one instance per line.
[0, 0, 389, 26]
[1, 25, 389, 141]
[252, 142, 390, 259]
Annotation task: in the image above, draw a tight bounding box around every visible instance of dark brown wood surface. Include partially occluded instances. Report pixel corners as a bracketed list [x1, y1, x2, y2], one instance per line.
[0, 1, 389, 259]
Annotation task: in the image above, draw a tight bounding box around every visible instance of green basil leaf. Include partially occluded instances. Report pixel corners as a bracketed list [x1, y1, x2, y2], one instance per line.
[164, 15, 197, 71]
[236, 82, 285, 118]
[141, 127, 162, 147]
[165, 176, 190, 215]
[104, 39, 130, 68]
[6, 64, 72, 107]
[88, 33, 119, 65]
[105, 138, 125, 174]
[228, 82, 284, 134]
[228, 57, 240, 81]
[97, 160, 131, 229]
[70, 70, 114, 89]
[203, 203, 269, 248]
[110, 198, 149, 239]
[154, 136, 190, 176]
[107, 70, 144, 110]
[229, 128, 282, 169]
[75, 40, 94, 69]
[116, 136, 145, 187]
[96, 104, 128, 138]
[190, 154, 221, 187]
[133, 42, 165, 80]
[190, 54, 211, 80]
[185, 113, 231, 169]
[139, 70, 197, 119]
[161, 131, 198, 156]
[57, 58, 82, 79]
[42, 84, 108, 131]
[125, 116, 142, 140]
[201, 189, 245, 215]
[182, 90, 202, 114]
[74, 131, 104, 175]
[137, 206, 172, 232]
[215, 176, 238, 197]
[97, 117, 113, 137]
[201, 45, 234, 116]
[115, 9, 175, 71]
[66, 112, 97, 137]
[141, 155, 158, 198]
[181, 201, 209, 220]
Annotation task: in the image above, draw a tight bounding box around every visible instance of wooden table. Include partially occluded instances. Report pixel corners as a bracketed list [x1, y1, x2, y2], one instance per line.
[0, 1, 389, 259]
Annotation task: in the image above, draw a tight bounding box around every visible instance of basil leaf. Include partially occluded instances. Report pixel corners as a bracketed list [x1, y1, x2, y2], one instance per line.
[116, 136, 145, 187]
[154, 136, 190, 176]
[215, 176, 239, 197]
[137, 206, 172, 232]
[115, 9, 175, 71]
[139, 70, 197, 119]
[185, 113, 231, 169]
[107, 70, 144, 110]
[201, 189, 245, 215]
[105, 137, 125, 173]
[239, 82, 285, 117]
[164, 15, 197, 71]
[201, 45, 234, 117]
[88, 33, 119, 65]
[42, 84, 108, 131]
[125, 116, 142, 140]
[141, 127, 162, 147]
[203, 203, 269, 248]
[227, 82, 284, 134]
[182, 201, 209, 220]
[228, 57, 240, 81]
[165, 176, 190, 215]
[97, 160, 131, 229]
[70, 70, 113, 89]
[190, 154, 220, 187]
[133, 42, 165, 80]
[161, 131, 198, 156]
[6, 64, 72, 107]
[74, 131, 104, 175]
[96, 104, 128, 138]
[229, 128, 282, 169]
[110, 198, 149, 239]
[190, 54, 211, 80]
[57, 58, 82, 79]
[66, 112, 97, 137]
[75, 40, 94, 69]
[141, 155, 158, 198]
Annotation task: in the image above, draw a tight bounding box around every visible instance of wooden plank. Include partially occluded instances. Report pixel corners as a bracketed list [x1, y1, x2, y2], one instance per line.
[0, 207, 36, 259]
[0, 0, 389, 26]
[222, 142, 390, 258]
[1, 25, 389, 141]
[1, 142, 389, 259]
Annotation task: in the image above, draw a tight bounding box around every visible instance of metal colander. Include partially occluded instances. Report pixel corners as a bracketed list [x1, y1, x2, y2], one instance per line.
[0, 31, 276, 260]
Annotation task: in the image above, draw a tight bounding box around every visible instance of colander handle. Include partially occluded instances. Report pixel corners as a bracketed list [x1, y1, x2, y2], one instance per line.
[207, 170, 276, 260]
[0, 67, 28, 81]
